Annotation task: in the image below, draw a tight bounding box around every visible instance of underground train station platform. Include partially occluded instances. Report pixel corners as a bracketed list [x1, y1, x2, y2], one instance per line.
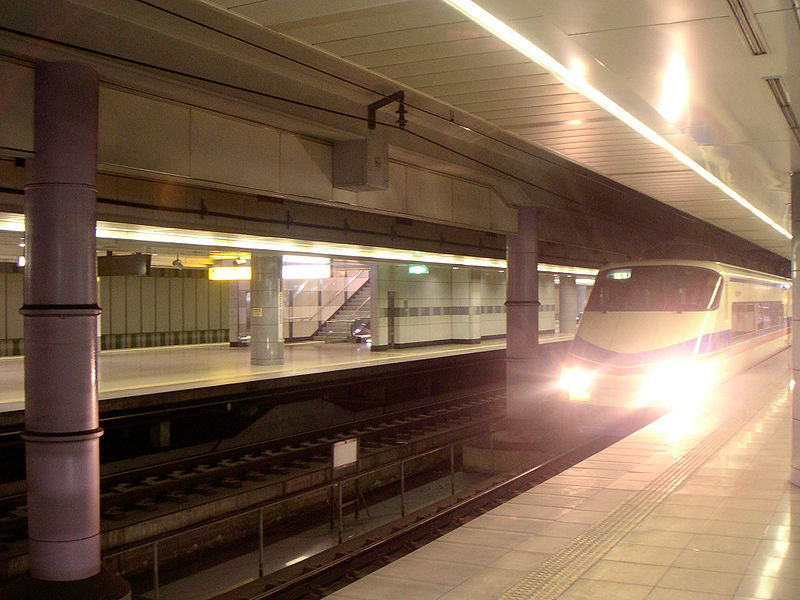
[316, 349, 797, 600]
[0, 334, 571, 416]
[0, 339, 494, 415]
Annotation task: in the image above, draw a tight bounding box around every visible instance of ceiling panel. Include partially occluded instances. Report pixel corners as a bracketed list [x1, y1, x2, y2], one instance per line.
[210, 0, 797, 259]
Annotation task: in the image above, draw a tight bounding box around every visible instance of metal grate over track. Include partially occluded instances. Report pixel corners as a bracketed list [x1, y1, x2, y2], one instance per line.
[498, 394, 775, 600]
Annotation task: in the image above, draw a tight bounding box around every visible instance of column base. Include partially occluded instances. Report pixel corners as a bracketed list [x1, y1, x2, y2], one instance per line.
[0, 568, 130, 600]
[251, 357, 284, 366]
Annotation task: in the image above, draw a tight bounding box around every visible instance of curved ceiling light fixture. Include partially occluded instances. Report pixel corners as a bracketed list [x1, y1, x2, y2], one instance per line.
[441, 0, 791, 240]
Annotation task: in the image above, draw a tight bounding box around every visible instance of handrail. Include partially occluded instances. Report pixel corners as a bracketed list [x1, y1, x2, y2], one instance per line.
[103, 426, 500, 598]
[352, 294, 371, 317]
[295, 269, 369, 324]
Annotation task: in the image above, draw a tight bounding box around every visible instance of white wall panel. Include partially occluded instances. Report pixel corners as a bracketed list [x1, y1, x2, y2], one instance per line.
[0, 62, 34, 153]
[169, 278, 183, 331]
[406, 168, 452, 222]
[110, 276, 126, 334]
[452, 179, 492, 229]
[279, 134, 332, 200]
[99, 87, 191, 176]
[292, 305, 319, 319]
[155, 278, 170, 332]
[125, 276, 142, 333]
[292, 321, 317, 338]
[141, 277, 156, 332]
[208, 280, 222, 330]
[218, 281, 230, 329]
[196, 279, 210, 331]
[490, 194, 517, 232]
[183, 279, 197, 331]
[191, 110, 281, 191]
[293, 289, 321, 307]
[99, 276, 111, 336]
[356, 162, 408, 213]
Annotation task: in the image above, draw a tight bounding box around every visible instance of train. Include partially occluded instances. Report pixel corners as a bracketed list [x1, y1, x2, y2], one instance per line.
[559, 259, 790, 415]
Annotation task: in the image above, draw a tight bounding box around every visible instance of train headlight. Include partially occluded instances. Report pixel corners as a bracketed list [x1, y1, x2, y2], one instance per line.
[559, 367, 594, 401]
[642, 361, 713, 408]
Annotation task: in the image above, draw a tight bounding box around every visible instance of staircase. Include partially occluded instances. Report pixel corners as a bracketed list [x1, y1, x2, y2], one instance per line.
[313, 284, 371, 343]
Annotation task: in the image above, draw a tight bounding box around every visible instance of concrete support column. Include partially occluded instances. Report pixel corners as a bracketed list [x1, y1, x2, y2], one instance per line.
[558, 275, 578, 334]
[23, 61, 102, 582]
[369, 263, 386, 349]
[791, 170, 800, 486]
[577, 282, 587, 314]
[505, 206, 540, 423]
[250, 253, 283, 365]
[13, 62, 129, 598]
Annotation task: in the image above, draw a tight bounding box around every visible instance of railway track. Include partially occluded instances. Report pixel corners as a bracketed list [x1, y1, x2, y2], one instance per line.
[208, 433, 620, 600]
[0, 389, 505, 555]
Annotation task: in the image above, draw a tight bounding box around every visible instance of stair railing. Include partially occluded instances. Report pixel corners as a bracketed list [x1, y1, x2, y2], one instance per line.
[323, 294, 372, 343]
[286, 270, 369, 337]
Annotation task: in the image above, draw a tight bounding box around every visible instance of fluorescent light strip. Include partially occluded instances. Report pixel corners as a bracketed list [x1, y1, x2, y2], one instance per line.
[441, 0, 790, 240]
[94, 222, 507, 268]
[726, 0, 768, 55]
[538, 264, 598, 276]
[0, 212, 505, 268]
[1, 212, 599, 276]
[766, 77, 800, 149]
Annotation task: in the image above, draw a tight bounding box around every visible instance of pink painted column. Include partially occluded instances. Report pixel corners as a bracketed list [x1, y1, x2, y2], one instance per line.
[14, 62, 128, 597]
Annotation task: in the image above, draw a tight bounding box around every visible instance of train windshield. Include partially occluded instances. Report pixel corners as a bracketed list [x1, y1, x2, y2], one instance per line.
[586, 265, 722, 312]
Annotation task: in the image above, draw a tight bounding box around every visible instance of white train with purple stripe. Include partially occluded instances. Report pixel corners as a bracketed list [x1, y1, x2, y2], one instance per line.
[559, 260, 790, 412]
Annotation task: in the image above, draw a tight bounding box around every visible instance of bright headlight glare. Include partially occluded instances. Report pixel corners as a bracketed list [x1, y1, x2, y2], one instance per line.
[560, 367, 594, 401]
[642, 361, 714, 407]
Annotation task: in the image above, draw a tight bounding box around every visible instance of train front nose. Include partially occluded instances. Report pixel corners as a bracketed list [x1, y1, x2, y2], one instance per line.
[640, 360, 716, 408]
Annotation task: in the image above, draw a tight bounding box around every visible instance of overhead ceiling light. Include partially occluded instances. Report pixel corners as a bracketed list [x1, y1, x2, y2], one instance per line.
[657, 54, 689, 124]
[441, 0, 790, 240]
[0, 211, 595, 275]
[538, 264, 598, 276]
[765, 76, 800, 148]
[726, 0, 768, 55]
[208, 265, 251, 280]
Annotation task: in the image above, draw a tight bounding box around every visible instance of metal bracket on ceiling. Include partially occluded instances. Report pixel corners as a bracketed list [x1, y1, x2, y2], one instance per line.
[765, 77, 800, 148]
[368, 91, 407, 130]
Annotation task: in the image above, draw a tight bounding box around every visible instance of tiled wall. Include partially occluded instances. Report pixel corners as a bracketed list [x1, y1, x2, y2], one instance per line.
[370, 263, 508, 349]
[480, 269, 507, 337]
[539, 274, 556, 333]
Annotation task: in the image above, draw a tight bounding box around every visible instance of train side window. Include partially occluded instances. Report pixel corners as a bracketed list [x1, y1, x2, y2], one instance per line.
[731, 303, 756, 338]
[731, 301, 784, 338]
